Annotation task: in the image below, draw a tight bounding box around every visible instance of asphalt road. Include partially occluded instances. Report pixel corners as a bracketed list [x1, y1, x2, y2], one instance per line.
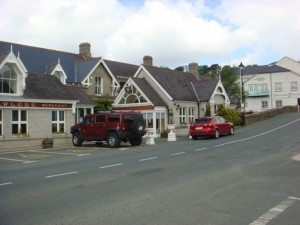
[1, 113, 300, 225]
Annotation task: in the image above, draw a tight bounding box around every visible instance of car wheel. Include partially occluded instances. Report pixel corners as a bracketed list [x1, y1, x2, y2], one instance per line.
[214, 129, 219, 139]
[72, 132, 83, 147]
[129, 136, 143, 146]
[107, 132, 121, 148]
[229, 126, 234, 135]
[192, 136, 198, 140]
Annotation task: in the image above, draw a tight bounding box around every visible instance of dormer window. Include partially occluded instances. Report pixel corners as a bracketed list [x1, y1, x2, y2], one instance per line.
[0, 64, 17, 94]
[53, 71, 64, 83]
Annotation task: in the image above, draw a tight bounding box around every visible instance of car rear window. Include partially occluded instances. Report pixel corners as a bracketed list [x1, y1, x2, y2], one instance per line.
[193, 118, 211, 124]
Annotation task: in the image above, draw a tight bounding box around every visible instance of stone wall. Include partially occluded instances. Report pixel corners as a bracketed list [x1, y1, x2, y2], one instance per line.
[244, 106, 298, 126]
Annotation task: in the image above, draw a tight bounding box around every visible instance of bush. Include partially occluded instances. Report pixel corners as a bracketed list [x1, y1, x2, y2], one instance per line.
[217, 105, 242, 126]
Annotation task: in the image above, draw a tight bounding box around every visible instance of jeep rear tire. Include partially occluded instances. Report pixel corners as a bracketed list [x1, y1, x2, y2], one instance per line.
[107, 132, 121, 148]
[129, 136, 143, 146]
[132, 118, 145, 135]
[72, 132, 83, 147]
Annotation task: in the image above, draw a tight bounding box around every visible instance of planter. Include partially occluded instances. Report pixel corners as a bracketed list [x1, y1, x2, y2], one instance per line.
[167, 124, 177, 141]
[42, 138, 53, 149]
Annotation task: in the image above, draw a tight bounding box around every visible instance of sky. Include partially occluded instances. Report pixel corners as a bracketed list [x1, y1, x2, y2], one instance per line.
[1, 0, 299, 69]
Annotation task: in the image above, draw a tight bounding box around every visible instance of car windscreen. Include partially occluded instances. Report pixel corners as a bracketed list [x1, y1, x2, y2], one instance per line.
[193, 118, 211, 124]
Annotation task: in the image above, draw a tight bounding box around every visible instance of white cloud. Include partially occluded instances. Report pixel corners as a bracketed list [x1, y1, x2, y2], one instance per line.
[0, 0, 299, 68]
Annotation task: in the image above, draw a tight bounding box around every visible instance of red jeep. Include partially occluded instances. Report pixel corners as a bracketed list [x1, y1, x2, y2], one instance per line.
[70, 111, 146, 148]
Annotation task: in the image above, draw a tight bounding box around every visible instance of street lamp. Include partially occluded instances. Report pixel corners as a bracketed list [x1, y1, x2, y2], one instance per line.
[239, 62, 245, 110]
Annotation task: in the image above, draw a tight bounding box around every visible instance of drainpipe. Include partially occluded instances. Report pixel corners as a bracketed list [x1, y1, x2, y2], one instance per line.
[270, 73, 273, 109]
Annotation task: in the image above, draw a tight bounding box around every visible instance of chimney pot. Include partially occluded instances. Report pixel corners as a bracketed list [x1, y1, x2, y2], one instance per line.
[79, 42, 91, 58]
[143, 55, 153, 66]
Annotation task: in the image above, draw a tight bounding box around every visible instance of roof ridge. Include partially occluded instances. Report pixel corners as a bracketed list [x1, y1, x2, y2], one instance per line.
[75, 57, 101, 63]
[0, 40, 82, 57]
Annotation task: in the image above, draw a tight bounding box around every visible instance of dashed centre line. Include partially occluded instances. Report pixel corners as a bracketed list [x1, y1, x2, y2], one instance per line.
[46, 171, 78, 178]
[195, 148, 207, 151]
[0, 182, 13, 186]
[170, 152, 185, 156]
[139, 157, 158, 162]
[99, 163, 123, 169]
[0, 157, 37, 164]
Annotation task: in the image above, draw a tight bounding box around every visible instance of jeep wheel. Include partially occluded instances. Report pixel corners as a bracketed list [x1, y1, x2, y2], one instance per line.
[107, 132, 121, 148]
[132, 118, 145, 135]
[129, 136, 143, 146]
[72, 132, 83, 147]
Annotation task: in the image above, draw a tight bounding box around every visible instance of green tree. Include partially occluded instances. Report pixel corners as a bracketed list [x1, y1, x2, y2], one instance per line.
[205, 102, 211, 116]
[174, 66, 184, 72]
[94, 98, 113, 112]
[220, 66, 241, 107]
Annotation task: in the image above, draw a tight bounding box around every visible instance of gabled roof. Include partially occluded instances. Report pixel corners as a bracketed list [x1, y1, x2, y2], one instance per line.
[76, 57, 101, 83]
[131, 78, 167, 106]
[0, 41, 84, 83]
[142, 65, 212, 101]
[239, 64, 290, 75]
[0, 51, 10, 65]
[104, 59, 139, 80]
[65, 85, 95, 105]
[23, 73, 76, 100]
[192, 80, 218, 101]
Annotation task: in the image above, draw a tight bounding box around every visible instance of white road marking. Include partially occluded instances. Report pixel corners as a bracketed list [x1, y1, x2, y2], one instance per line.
[216, 118, 300, 147]
[99, 163, 123, 169]
[0, 157, 37, 164]
[46, 171, 78, 178]
[0, 182, 13, 186]
[249, 197, 299, 225]
[195, 148, 207, 151]
[30, 150, 90, 156]
[139, 157, 158, 162]
[170, 152, 185, 156]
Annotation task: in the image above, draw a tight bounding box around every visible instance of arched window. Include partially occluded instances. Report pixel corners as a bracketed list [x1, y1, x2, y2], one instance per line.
[0, 64, 18, 94]
[119, 85, 147, 104]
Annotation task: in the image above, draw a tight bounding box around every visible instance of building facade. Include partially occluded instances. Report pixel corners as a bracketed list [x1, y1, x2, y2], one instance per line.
[241, 57, 300, 112]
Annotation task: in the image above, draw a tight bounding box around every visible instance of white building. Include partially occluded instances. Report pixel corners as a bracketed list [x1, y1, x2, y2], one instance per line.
[241, 57, 300, 112]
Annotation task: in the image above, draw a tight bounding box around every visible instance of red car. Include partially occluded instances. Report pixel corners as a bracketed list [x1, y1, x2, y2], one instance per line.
[189, 116, 234, 139]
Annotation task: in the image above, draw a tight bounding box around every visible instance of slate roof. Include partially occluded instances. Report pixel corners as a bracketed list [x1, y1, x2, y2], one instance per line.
[238, 65, 290, 75]
[131, 78, 167, 106]
[0, 41, 84, 83]
[0, 50, 10, 65]
[65, 85, 95, 105]
[75, 58, 100, 83]
[143, 65, 212, 101]
[23, 73, 76, 100]
[104, 59, 139, 79]
[192, 80, 218, 101]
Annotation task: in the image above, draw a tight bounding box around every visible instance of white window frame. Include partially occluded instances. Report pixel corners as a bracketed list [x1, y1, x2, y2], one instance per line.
[95, 77, 103, 96]
[0, 64, 18, 94]
[261, 83, 268, 91]
[290, 81, 298, 91]
[188, 107, 195, 124]
[52, 111, 65, 133]
[12, 110, 28, 135]
[276, 100, 282, 108]
[179, 107, 187, 124]
[275, 82, 282, 91]
[261, 101, 268, 109]
[249, 84, 258, 92]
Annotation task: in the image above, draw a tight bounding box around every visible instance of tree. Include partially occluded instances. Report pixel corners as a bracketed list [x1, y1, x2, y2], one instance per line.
[205, 102, 211, 116]
[220, 66, 241, 107]
[174, 66, 184, 72]
[94, 98, 113, 112]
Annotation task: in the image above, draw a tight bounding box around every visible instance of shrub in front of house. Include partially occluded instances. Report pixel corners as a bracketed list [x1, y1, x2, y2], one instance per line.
[217, 105, 242, 126]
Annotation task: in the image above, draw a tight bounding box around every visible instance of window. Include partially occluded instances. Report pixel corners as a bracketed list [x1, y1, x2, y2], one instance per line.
[275, 82, 282, 91]
[261, 101, 268, 109]
[95, 77, 103, 96]
[96, 115, 106, 123]
[290, 81, 298, 91]
[179, 107, 187, 124]
[12, 110, 27, 135]
[0, 110, 2, 136]
[188, 108, 195, 123]
[276, 100, 282, 108]
[249, 84, 258, 92]
[0, 64, 18, 94]
[120, 84, 147, 104]
[261, 83, 268, 91]
[52, 111, 65, 133]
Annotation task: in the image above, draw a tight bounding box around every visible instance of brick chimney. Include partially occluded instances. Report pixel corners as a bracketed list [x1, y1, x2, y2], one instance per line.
[79, 42, 91, 58]
[189, 62, 199, 79]
[143, 55, 153, 66]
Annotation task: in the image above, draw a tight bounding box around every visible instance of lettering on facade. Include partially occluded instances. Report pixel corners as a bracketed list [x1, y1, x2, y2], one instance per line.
[0, 101, 72, 108]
